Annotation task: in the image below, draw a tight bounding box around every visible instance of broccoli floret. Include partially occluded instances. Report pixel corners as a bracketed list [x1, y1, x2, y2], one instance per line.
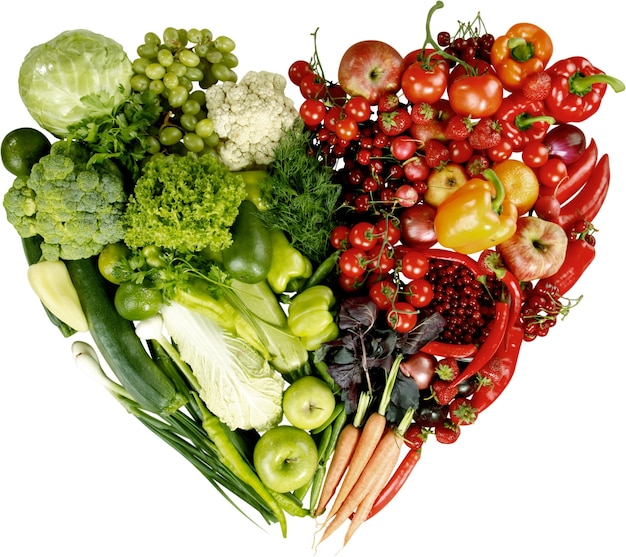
[3, 139, 127, 260]
[123, 152, 247, 253]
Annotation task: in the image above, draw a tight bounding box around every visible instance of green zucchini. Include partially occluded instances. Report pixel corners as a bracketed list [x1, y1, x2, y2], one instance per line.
[66, 257, 187, 415]
[221, 200, 273, 284]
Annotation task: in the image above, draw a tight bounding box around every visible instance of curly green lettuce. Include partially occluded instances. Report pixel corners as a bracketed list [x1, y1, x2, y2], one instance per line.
[123, 152, 247, 253]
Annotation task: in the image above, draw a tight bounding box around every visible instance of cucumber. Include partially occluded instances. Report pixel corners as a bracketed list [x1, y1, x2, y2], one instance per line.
[66, 257, 187, 415]
[221, 200, 273, 284]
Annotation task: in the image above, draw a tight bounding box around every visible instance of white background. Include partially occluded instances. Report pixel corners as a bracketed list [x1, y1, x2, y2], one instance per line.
[1, 1, 624, 556]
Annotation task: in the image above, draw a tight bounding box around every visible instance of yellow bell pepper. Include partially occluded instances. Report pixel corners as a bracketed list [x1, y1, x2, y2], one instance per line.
[434, 169, 518, 255]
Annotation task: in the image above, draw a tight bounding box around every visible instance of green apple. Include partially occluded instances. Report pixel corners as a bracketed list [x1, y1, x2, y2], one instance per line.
[282, 376, 336, 430]
[253, 425, 318, 493]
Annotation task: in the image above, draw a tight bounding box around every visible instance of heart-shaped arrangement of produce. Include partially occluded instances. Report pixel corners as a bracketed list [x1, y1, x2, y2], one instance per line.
[2, 1, 622, 551]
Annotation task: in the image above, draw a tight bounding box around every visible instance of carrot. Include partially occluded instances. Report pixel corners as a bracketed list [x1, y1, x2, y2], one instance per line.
[322, 355, 403, 524]
[316, 407, 414, 548]
[313, 392, 370, 516]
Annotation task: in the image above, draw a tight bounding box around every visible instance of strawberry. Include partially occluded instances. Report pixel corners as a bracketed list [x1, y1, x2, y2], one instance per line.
[410, 101, 435, 125]
[477, 249, 507, 279]
[378, 93, 400, 113]
[448, 397, 478, 426]
[465, 153, 490, 177]
[434, 357, 460, 381]
[444, 114, 474, 140]
[432, 379, 458, 405]
[468, 117, 502, 149]
[424, 139, 450, 168]
[379, 107, 412, 136]
[434, 419, 461, 444]
[521, 71, 552, 101]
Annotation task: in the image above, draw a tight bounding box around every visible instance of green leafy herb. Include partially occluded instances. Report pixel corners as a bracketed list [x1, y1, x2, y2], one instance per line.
[259, 120, 341, 266]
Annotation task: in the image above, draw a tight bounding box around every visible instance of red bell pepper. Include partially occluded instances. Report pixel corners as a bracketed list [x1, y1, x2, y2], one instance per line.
[495, 93, 555, 152]
[545, 57, 625, 123]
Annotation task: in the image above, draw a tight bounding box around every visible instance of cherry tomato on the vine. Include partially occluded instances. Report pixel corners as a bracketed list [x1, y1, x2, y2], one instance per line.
[336, 115, 359, 141]
[369, 279, 398, 310]
[288, 60, 313, 86]
[329, 225, 351, 250]
[345, 96, 371, 122]
[324, 105, 342, 132]
[373, 217, 401, 245]
[401, 250, 429, 279]
[339, 247, 368, 278]
[337, 272, 363, 292]
[349, 221, 377, 250]
[405, 278, 435, 308]
[299, 72, 326, 100]
[299, 99, 326, 127]
[366, 244, 397, 274]
[386, 301, 418, 332]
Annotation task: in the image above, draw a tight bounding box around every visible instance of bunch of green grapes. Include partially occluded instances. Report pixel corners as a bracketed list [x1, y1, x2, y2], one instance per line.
[130, 27, 238, 154]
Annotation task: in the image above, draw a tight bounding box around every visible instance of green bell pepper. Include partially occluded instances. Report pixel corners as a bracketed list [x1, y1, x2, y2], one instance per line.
[287, 285, 339, 351]
[266, 229, 313, 294]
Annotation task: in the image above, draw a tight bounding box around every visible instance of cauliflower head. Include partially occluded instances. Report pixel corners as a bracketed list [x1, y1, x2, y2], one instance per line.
[3, 140, 127, 260]
[205, 70, 298, 171]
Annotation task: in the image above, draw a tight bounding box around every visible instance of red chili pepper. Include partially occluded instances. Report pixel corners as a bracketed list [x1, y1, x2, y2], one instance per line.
[557, 153, 610, 232]
[471, 323, 525, 414]
[540, 138, 598, 203]
[495, 93, 555, 151]
[367, 448, 422, 520]
[533, 233, 596, 297]
[421, 340, 478, 359]
[545, 57, 625, 123]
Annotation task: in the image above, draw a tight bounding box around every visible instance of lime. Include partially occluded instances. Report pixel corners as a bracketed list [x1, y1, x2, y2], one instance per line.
[98, 243, 132, 285]
[114, 282, 163, 321]
[1, 127, 51, 176]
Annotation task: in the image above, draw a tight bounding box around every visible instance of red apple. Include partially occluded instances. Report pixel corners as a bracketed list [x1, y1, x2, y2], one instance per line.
[337, 40, 404, 105]
[498, 216, 568, 282]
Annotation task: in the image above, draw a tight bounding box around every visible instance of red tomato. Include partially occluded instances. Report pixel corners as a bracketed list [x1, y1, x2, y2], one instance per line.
[345, 96, 371, 122]
[299, 99, 326, 127]
[486, 139, 513, 162]
[339, 247, 368, 278]
[401, 250, 429, 279]
[329, 225, 350, 250]
[336, 115, 359, 141]
[299, 72, 326, 100]
[369, 279, 398, 310]
[387, 302, 418, 332]
[366, 245, 396, 274]
[401, 60, 448, 104]
[373, 218, 401, 245]
[448, 73, 503, 117]
[406, 278, 435, 308]
[337, 272, 363, 292]
[448, 139, 474, 163]
[349, 221, 377, 250]
[538, 157, 568, 189]
[288, 60, 313, 86]
[522, 140, 550, 168]
[324, 105, 342, 132]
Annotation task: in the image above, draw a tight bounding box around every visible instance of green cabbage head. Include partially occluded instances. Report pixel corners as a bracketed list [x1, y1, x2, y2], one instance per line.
[18, 29, 133, 137]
